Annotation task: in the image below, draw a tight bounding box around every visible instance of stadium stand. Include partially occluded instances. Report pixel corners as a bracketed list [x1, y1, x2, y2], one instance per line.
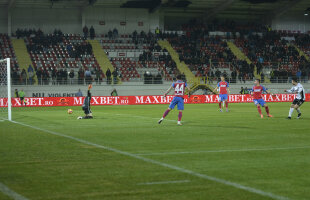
[3, 22, 310, 85]
[0, 34, 27, 85]
[99, 31, 178, 82]
[22, 30, 102, 85]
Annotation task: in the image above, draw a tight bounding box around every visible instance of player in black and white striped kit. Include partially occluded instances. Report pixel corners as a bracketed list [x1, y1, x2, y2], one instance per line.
[284, 77, 305, 119]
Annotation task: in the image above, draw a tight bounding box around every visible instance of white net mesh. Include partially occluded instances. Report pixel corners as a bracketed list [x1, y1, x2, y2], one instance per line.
[0, 58, 11, 120]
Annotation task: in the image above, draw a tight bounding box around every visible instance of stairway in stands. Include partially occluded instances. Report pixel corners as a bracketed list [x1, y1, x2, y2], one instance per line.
[292, 44, 310, 61]
[157, 40, 215, 93]
[88, 40, 114, 72]
[88, 39, 121, 83]
[227, 41, 270, 83]
[11, 39, 38, 84]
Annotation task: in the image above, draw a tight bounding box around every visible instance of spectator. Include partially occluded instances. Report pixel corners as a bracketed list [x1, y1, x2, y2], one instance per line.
[240, 87, 245, 94]
[155, 27, 160, 38]
[84, 68, 92, 84]
[27, 65, 34, 85]
[215, 69, 221, 81]
[108, 30, 113, 39]
[296, 69, 301, 82]
[76, 89, 83, 97]
[83, 26, 88, 39]
[57, 69, 63, 85]
[63, 68, 68, 85]
[14, 89, 19, 98]
[113, 28, 118, 39]
[112, 70, 118, 84]
[67, 44, 73, 56]
[90, 26, 95, 39]
[95, 68, 102, 84]
[261, 73, 265, 83]
[78, 68, 84, 85]
[12, 69, 19, 85]
[42, 68, 49, 85]
[69, 69, 74, 84]
[244, 87, 249, 94]
[51, 68, 57, 85]
[36, 68, 42, 85]
[106, 69, 112, 84]
[20, 69, 27, 85]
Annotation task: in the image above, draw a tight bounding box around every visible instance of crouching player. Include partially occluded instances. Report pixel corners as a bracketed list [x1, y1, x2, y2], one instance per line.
[158, 74, 191, 125]
[251, 79, 273, 118]
[78, 84, 93, 119]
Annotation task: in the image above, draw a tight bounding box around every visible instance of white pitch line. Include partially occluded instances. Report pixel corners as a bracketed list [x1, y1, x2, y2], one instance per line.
[138, 180, 190, 185]
[0, 182, 29, 200]
[134, 146, 310, 156]
[10, 120, 290, 200]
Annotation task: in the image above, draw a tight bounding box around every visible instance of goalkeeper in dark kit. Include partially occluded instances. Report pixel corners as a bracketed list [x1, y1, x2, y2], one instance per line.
[78, 84, 93, 119]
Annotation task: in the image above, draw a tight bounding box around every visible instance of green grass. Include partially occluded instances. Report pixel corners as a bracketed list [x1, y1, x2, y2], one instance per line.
[0, 103, 310, 200]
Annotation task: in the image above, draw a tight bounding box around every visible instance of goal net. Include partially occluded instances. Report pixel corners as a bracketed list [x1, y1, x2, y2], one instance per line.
[0, 58, 12, 121]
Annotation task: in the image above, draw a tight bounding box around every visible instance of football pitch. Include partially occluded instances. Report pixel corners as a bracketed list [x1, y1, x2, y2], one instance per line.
[0, 102, 309, 200]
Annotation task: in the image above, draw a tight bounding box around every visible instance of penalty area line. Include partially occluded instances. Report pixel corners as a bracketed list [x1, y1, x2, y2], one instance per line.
[0, 182, 30, 200]
[10, 120, 290, 200]
[134, 146, 310, 156]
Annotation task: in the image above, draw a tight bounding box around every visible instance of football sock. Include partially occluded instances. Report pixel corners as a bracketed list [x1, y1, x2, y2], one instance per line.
[257, 106, 262, 115]
[225, 101, 228, 108]
[288, 108, 294, 117]
[265, 106, 270, 115]
[219, 102, 222, 109]
[297, 108, 301, 114]
[178, 112, 183, 121]
[163, 109, 170, 118]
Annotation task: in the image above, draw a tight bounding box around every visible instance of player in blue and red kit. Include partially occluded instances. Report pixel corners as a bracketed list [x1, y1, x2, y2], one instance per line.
[251, 79, 273, 118]
[213, 76, 230, 112]
[158, 74, 191, 125]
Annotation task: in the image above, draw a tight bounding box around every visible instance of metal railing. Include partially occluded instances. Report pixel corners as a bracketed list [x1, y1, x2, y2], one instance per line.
[10, 76, 310, 86]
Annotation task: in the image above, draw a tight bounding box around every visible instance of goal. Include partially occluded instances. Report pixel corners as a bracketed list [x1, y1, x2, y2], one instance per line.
[0, 58, 12, 121]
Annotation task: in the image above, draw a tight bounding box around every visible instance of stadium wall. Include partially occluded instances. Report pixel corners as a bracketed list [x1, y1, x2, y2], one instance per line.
[272, 14, 310, 33]
[12, 83, 310, 97]
[0, 7, 161, 34]
[0, 7, 8, 33]
[84, 7, 161, 34]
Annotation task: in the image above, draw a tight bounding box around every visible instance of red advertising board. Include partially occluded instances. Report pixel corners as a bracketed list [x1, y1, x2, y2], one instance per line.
[0, 94, 308, 107]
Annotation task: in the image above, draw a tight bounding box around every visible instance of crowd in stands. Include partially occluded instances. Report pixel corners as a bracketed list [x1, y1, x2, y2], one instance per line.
[163, 20, 255, 82]
[4, 20, 310, 86]
[11, 27, 107, 85]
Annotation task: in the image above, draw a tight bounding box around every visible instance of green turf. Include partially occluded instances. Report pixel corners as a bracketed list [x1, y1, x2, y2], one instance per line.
[0, 103, 309, 200]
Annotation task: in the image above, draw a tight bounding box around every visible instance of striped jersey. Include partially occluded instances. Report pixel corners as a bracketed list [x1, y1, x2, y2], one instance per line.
[217, 81, 229, 94]
[252, 85, 267, 99]
[172, 80, 187, 98]
[287, 83, 305, 100]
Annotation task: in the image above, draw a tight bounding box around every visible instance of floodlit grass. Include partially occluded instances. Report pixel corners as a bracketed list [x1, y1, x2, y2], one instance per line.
[0, 103, 309, 200]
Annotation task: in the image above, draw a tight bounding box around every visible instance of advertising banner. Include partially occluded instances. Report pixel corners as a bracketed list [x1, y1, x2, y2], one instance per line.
[0, 94, 308, 107]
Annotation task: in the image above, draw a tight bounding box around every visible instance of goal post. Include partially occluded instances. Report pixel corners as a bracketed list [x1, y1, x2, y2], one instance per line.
[0, 58, 11, 121]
